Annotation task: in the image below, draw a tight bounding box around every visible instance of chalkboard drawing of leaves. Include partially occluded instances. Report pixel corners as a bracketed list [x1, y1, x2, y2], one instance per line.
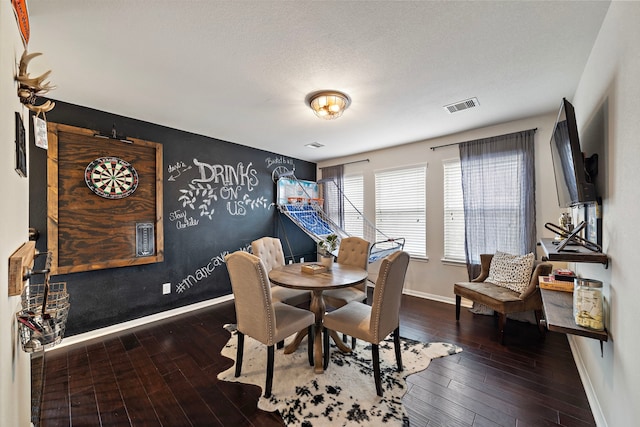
[178, 183, 217, 219]
[243, 195, 269, 210]
[178, 190, 196, 209]
[198, 200, 215, 220]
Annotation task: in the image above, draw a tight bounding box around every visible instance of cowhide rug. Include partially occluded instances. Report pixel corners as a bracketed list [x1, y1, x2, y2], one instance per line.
[217, 324, 462, 426]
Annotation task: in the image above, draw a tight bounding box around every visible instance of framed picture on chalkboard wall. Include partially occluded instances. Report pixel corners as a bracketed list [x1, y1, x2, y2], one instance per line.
[15, 112, 27, 177]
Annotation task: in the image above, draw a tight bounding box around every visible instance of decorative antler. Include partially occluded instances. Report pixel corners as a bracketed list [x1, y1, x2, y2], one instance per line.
[16, 50, 56, 113]
[25, 99, 56, 114]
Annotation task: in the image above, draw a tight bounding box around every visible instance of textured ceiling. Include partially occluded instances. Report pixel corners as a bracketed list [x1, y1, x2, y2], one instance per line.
[26, 1, 610, 162]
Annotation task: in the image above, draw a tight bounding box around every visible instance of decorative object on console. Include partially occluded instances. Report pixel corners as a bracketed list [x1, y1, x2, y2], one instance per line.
[544, 221, 601, 253]
[553, 268, 576, 282]
[573, 278, 604, 331]
[539, 275, 574, 292]
[307, 90, 351, 120]
[556, 211, 573, 240]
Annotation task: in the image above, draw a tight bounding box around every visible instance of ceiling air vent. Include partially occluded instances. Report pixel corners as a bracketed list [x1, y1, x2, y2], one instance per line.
[443, 97, 479, 114]
[305, 142, 324, 149]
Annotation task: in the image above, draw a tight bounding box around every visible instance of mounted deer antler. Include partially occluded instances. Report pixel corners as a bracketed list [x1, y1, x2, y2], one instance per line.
[16, 50, 56, 114]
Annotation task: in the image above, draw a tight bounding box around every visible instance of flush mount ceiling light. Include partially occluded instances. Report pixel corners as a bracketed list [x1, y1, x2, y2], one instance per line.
[307, 91, 351, 120]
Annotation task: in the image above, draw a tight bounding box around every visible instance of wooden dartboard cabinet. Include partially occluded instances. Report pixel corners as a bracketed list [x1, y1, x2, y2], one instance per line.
[47, 123, 164, 274]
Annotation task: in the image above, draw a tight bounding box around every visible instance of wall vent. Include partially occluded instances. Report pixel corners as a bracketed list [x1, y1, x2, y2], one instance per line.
[443, 97, 479, 114]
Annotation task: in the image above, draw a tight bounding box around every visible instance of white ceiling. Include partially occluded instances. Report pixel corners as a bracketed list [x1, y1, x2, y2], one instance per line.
[26, 1, 610, 163]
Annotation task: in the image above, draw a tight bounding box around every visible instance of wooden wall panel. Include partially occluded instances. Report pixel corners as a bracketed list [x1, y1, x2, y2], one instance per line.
[47, 123, 163, 274]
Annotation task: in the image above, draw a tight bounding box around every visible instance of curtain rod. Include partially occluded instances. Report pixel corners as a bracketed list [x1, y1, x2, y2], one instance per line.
[320, 158, 370, 168]
[429, 128, 537, 151]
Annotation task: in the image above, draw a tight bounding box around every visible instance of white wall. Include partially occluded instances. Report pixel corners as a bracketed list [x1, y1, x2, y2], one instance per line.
[318, 113, 563, 303]
[569, 2, 640, 426]
[1, 2, 34, 426]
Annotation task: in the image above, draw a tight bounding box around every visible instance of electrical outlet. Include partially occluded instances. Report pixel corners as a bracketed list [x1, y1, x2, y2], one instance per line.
[162, 282, 171, 295]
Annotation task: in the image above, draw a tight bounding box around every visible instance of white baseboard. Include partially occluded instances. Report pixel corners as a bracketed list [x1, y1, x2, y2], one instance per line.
[567, 336, 607, 427]
[50, 294, 234, 350]
[402, 288, 472, 308]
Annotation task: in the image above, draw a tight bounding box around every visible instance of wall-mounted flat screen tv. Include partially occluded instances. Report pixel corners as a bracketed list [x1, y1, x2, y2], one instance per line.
[549, 98, 597, 207]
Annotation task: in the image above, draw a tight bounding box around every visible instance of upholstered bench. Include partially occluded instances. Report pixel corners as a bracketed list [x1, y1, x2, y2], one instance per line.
[454, 253, 552, 344]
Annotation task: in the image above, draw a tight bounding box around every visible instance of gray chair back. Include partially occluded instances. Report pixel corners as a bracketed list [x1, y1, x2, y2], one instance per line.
[337, 236, 371, 291]
[225, 251, 276, 346]
[251, 237, 286, 273]
[337, 236, 371, 270]
[370, 251, 410, 342]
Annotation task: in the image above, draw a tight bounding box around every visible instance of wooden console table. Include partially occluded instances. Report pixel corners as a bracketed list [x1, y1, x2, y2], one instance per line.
[540, 288, 608, 356]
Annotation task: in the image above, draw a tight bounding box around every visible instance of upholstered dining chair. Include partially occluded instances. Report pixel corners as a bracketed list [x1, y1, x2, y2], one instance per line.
[454, 253, 553, 344]
[322, 236, 372, 347]
[323, 236, 371, 307]
[322, 250, 410, 396]
[251, 237, 311, 307]
[225, 251, 315, 398]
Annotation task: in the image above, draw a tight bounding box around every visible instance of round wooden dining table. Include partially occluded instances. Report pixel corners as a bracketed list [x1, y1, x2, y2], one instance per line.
[268, 262, 368, 373]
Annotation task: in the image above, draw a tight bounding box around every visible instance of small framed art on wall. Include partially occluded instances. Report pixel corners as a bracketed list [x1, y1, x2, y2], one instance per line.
[15, 112, 27, 177]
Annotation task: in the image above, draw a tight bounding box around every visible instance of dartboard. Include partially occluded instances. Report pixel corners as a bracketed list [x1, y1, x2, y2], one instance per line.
[85, 157, 139, 199]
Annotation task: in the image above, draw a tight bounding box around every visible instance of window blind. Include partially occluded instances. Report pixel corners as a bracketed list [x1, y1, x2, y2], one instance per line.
[443, 159, 466, 261]
[343, 174, 364, 238]
[375, 166, 426, 258]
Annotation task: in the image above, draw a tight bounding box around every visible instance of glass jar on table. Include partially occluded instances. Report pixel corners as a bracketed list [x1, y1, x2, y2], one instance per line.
[573, 278, 604, 331]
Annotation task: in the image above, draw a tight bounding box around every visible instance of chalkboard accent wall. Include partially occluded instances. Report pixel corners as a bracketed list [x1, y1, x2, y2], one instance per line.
[29, 100, 317, 336]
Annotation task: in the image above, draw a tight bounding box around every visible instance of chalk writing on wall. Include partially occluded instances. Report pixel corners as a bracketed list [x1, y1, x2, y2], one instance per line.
[168, 209, 199, 229]
[167, 160, 192, 181]
[226, 194, 272, 216]
[172, 159, 268, 228]
[175, 243, 251, 293]
[265, 155, 295, 169]
[266, 155, 296, 183]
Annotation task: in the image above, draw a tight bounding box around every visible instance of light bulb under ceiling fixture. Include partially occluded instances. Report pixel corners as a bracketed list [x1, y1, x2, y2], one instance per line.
[307, 90, 351, 120]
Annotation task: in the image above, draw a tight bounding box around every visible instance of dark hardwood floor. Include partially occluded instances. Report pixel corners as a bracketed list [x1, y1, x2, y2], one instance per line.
[39, 295, 596, 426]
